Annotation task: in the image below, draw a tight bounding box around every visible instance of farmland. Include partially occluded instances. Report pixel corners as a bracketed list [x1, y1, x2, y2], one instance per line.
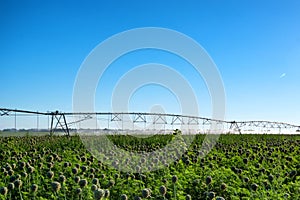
[0, 132, 300, 199]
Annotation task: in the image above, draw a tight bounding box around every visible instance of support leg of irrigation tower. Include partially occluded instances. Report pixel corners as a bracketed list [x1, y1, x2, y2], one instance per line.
[14, 111, 17, 132]
[229, 121, 241, 134]
[49, 111, 70, 136]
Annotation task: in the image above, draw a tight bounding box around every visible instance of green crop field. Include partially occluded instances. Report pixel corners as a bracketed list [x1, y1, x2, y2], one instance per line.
[0, 132, 300, 200]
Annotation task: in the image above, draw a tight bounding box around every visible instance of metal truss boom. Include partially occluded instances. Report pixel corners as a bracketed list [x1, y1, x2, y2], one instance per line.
[1, 108, 299, 135]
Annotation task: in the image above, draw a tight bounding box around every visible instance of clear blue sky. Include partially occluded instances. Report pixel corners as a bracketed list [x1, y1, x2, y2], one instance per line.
[1, 0, 300, 125]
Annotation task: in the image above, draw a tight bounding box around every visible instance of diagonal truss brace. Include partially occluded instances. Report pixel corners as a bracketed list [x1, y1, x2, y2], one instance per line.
[0, 109, 10, 116]
[171, 116, 184, 125]
[188, 117, 199, 125]
[111, 113, 122, 121]
[153, 115, 167, 124]
[133, 114, 146, 123]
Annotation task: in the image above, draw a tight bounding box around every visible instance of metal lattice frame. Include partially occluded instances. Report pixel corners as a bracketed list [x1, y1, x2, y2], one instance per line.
[49, 111, 70, 136]
[0, 108, 299, 135]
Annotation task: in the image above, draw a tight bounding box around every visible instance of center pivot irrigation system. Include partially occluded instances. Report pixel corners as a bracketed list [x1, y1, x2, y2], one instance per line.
[1, 108, 300, 136]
